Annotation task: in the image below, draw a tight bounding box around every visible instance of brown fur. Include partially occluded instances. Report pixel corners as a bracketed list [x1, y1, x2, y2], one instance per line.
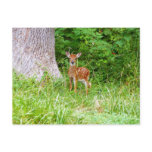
[66, 52, 91, 95]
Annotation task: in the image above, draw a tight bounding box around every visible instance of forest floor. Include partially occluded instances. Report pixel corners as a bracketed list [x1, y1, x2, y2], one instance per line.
[12, 72, 140, 124]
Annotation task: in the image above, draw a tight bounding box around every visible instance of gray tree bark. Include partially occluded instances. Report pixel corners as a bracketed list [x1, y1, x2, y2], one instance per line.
[12, 28, 62, 80]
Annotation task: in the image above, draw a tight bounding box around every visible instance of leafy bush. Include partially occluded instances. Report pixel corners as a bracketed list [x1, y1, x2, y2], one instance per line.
[55, 28, 140, 85]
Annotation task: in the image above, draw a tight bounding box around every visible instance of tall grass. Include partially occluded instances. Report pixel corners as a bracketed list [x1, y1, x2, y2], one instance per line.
[12, 72, 140, 124]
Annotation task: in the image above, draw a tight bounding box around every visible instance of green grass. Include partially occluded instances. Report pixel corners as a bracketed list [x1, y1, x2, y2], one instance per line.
[12, 72, 140, 124]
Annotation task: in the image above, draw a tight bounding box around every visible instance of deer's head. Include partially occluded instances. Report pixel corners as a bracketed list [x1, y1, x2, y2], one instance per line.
[66, 52, 81, 66]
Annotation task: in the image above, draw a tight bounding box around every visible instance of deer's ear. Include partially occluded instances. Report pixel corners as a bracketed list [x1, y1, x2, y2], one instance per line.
[76, 52, 81, 58]
[66, 52, 70, 58]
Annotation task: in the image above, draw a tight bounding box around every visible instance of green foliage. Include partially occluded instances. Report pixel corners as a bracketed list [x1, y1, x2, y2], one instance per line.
[13, 72, 140, 124]
[55, 28, 140, 84]
[12, 28, 140, 124]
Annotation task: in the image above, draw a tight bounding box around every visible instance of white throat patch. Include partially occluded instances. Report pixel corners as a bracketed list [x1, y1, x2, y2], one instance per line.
[70, 63, 75, 66]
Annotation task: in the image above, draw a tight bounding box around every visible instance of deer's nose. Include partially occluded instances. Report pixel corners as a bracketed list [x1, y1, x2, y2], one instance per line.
[71, 61, 74, 64]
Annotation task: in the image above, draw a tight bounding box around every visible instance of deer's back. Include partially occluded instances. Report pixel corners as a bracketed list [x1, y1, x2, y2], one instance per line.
[68, 66, 90, 80]
[77, 67, 90, 79]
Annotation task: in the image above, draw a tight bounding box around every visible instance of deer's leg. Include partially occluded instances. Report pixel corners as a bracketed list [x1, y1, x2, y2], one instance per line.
[87, 76, 91, 88]
[88, 81, 91, 88]
[69, 77, 73, 91]
[74, 78, 77, 93]
[85, 80, 89, 95]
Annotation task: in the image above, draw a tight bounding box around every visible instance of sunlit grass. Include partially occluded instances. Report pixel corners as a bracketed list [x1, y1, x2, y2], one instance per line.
[12, 72, 140, 124]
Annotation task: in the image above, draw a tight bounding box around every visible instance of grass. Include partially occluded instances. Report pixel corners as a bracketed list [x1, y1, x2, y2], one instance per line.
[12, 72, 140, 124]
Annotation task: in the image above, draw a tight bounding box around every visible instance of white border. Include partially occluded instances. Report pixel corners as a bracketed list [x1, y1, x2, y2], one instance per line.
[0, 0, 152, 152]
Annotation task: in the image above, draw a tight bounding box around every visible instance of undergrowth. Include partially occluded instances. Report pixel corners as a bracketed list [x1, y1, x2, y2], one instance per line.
[12, 72, 140, 124]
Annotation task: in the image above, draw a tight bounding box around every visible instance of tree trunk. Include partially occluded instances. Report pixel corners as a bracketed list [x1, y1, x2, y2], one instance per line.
[12, 28, 62, 80]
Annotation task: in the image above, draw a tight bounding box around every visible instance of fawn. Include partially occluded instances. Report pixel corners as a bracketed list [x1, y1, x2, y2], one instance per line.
[66, 52, 91, 95]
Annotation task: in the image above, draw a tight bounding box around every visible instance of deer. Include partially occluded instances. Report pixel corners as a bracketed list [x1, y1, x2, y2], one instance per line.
[66, 52, 91, 95]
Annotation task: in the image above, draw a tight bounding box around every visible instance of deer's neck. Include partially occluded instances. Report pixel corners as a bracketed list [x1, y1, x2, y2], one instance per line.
[68, 65, 78, 77]
[69, 65, 77, 71]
